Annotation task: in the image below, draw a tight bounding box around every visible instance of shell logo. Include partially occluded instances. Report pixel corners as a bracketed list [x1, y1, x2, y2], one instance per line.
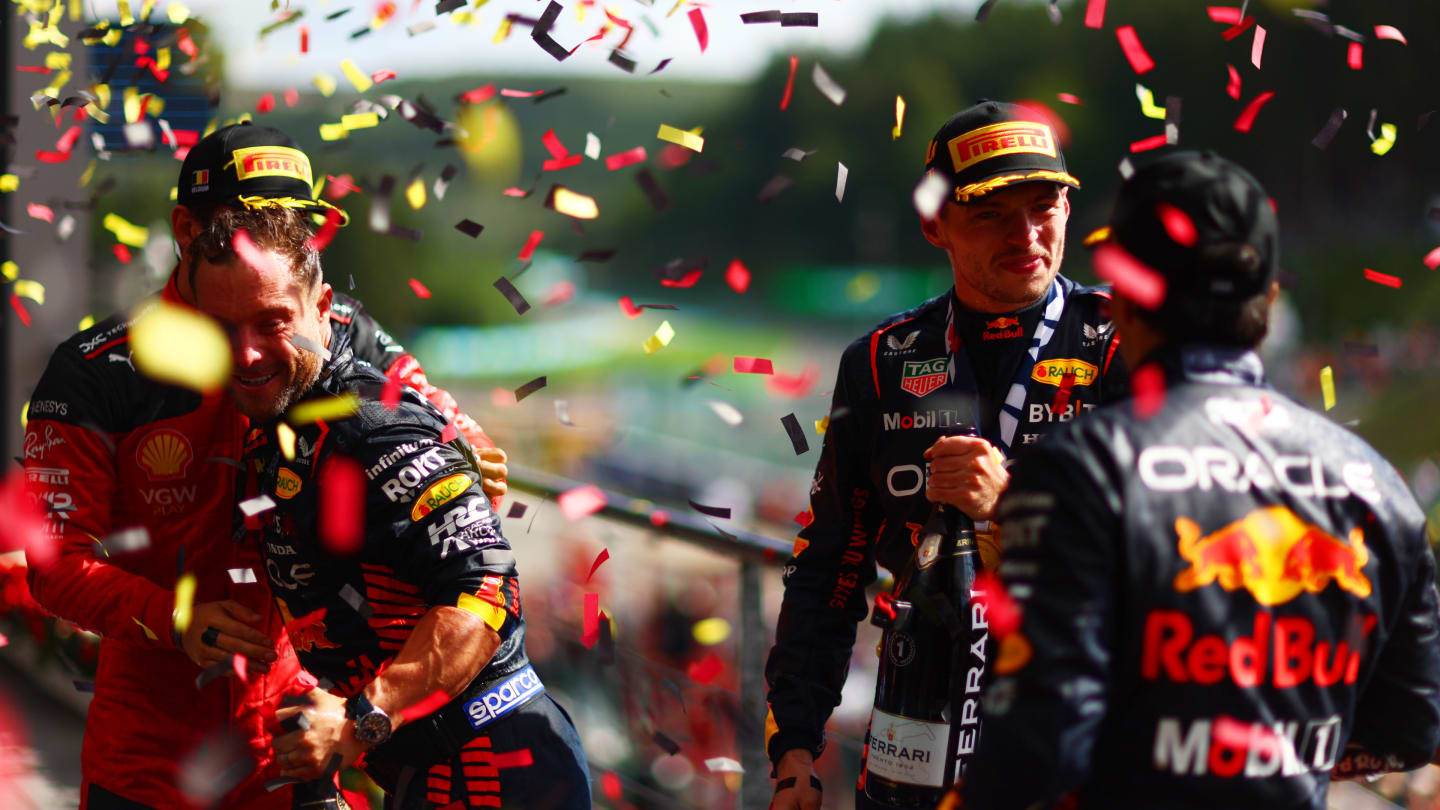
[136, 429, 193, 481]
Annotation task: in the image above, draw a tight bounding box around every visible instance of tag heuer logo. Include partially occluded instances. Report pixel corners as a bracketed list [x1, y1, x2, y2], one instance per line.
[900, 357, 947, 398]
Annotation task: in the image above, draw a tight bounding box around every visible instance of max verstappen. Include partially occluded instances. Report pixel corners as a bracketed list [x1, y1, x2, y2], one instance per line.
[189, 198, 590, 808]
[22, 123, 508, 809]
[959, 151, 1440, 809]
[765, 101, 1129, 810]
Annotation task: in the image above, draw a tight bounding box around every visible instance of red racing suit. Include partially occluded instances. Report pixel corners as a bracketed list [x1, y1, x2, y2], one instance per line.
[21, 273, 495, 809]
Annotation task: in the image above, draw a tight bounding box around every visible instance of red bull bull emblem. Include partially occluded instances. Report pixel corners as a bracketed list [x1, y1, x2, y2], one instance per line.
[983, 316, 1024, 341]
[1173, 506, 1371, 606]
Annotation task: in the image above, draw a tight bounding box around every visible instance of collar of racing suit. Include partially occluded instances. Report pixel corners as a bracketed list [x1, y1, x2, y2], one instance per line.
[1141, 342, 1266, 387]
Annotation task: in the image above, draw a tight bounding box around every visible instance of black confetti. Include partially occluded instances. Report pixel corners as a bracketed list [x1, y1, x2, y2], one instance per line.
[688, 500, 732, 519]
[779, 12, 818, 26]
[532, 87, 568, 104]
[73, 679, 94, 693]
[514, 376, 547, 402]
[635, 169, 670, 211]
[576, 248, 615, 262]
[756, 174, 793, 203]
[436, 0, 464, 12]
[494, 277, 531, 315]
[338, 583, 373, 619]
[740, 10, 780, 23]
[506, 502, 528, 519]
[531, 1, 571, 61]
[652, 731, 681, 755]
[649, 58, 672, 75]
[608, 50, 637, 73]
[324, 8, 351, 20]
[455, 219, 484, 238]
[1311, 108, 1347, 150]
[781, 413, 809, 455]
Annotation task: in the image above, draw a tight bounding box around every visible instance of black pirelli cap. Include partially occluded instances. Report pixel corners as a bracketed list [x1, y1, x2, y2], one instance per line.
[177, 122, 348, 224]
[923, 100, 1080, 203]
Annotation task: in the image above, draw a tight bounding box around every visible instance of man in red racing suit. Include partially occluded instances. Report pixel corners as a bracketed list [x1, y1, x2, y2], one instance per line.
[21, 123, 507, 809]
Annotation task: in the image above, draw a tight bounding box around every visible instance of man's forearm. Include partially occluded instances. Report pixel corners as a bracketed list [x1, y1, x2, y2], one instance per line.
[364, 604, 501, 731]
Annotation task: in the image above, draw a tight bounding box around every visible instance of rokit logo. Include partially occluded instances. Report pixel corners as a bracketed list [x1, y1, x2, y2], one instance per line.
[380, 448, 446, 501]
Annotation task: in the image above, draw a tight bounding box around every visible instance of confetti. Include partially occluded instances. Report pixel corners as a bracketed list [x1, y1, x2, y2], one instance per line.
[656, 124, 704, 153]
[1131, 362, 1166, 419]
[130, 298, 231, 393]
[635, 169, 670, 211]
[398, 689, 450, 723]
[505, 502, 527, 519]
[725, 259, 751, 294]
[584, 548, 610, 584]
[276, 422, 297, 460]
[493, 277, 531, 316]
[240, 494, 278, 519]
[289, 333, 332, 361]
[1115, 26, 1155, 74]
[518, 230, 545, 262]
[1374, 25, 1407, 45]
[652, 731, 681, 756]
[811, 62, 847, 106]
[173, 572, 197, 634]
[514, 376, 548, 402]
[1135, 84, 1165, 119]
[605, 146, 646, 171]
[1093, 243, 1166, 309]
[580, 592, 600, 648]
[319, 456, 365, 556]
[492, 749, 534, 769]
[1320, 366, 1335, 411]
[1347, 42, 1362, 71]
[1371, 123, 1397, 156]
[618, 296, 643, 319]
[228, 568, 258, 584]
[692, 617, 731, 645]
[1057, 92, 1083, 105]
[102, 527, 151, 554]
[973, 572, 1021, 638]
[660, 268, 702, 288]
[1233, 91, 1276, 133]
[913, 171, 949, 220]
[1156, 202, 1197, 246]
[1423, 246, 1440, 270]
[781, 413, 810, 455]
[1221, 17, 1255, 41]
[778, 55, 799, 110]
[1362, 268, 1401, 288]
[543, 281, 575, 308]
[781, 12, 818, 26]
[103, 212, 149, 247]
[734, 357, 774, 375]
[548, 186, 599, 219]
[340, 59, 372, 92]
[1250, 25, 1266, 69]
[892, 95, 906, 139]
[688, 501, 731, 520]
[455, 219, 484, 238]
[705, 757, 744, 774]
[409, 278, 432, 299]
[306, 209, 344, 253]
[584, 133, 601, 160]
[287, 393, 360, 424]
[1084, 0, 1104, 28]
[1311, 108, 1347, 150]
[686, 652, 724, 684]
[232, 653, 249, 683]
[835, 161, 850, 204]
[339, 583, 373, 619]
[767, 364, 819, 398]
[26, 203, 53, 223]
[687, 7, 708, 52]
[1225, 64, 1242, 100]
[13, 280, 44, 305]
[642, 321, 676, 354]
[706, 400, 743, 426]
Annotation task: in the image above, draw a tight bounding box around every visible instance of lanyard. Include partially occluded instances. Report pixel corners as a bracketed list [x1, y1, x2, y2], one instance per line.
[944, 278, 1067, 456]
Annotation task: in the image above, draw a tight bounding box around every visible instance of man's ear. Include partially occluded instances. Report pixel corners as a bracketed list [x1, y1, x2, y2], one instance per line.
[315, 281, 333, 319]
[171, 205, 202, 252]
[920, 211, 947, 250]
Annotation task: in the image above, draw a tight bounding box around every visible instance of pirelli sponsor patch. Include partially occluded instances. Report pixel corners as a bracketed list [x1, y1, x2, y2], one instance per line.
[947, 121, 1057, 174]
[230, 145, 313, 185]
[1031, 358, 1098, 387]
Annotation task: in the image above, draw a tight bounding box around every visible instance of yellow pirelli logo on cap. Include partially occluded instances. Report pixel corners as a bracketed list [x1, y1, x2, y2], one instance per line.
[948, 121, 1057, 174]
[230, 145, 313, 185]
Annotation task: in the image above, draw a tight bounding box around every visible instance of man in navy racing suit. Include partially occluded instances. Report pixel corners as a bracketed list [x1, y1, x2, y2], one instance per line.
[959, 150, 1440, 809]
[765, 101, 1129, 809]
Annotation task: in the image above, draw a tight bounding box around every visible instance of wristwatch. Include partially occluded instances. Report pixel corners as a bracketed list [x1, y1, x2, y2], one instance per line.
[344, 693, 392, 747]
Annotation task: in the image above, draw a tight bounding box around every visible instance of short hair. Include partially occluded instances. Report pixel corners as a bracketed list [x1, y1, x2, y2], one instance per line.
[184, 204, 321, 293]
[1133, 286, 1271, 348]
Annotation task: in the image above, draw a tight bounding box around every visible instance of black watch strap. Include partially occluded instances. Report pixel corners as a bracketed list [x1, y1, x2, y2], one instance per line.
[345, 692, 375, 720]
[774, 775, 823, 794]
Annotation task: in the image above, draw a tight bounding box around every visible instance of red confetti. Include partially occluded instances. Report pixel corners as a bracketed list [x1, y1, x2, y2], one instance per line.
[1251, 25, 1266, 69]
[517, 230, 545, 262]
[492, 749, 534, 769]
[325, 174, 359, 200]
[1347, 42, 1363, 70]
[793, 509, 813, 528]
[581, 592, 600, 648]
[1115, 26, 1155, 74]
[1423, 246, 1440, 270]
[233, 229, 285, 277]
[618, 296, 643, 319]
[541, 154, 582, 172]
[26, 203, 53, 223]
[439, 422, 459, 444]
[381, 368, 402, 410]
[319, 456, 365, 555]
[1050, 373, 1076, 414]
[649, 510, 669, 527]
[1130, 134, 1168, 153]
[1206, 6, 1241, 24]
[542, 281, 575, 307]
[299, 24, 309, 52]
[725, 259, 751, 293]
[283, 88, 300, 107]
[1156, 202, 1197, 246]
[1056, 92, 1083, 105]
[1362, 268, 1402, 289]
[686, 652, 723, 685]
[398, 689, 451, 722]
[1093, 243, 1167, 310]
[0, 633, 8, 648]
[1131, 363, 1166, 419]
[56, 126, 82, 153]
[14, 66, 51, 74]
[0, 470, 49, 560]
[779, 55, 798, 110]
[306, 208, 344, 252]
[1226, 64, 1241, 99]
[1083, 0, 1105, 28]
[35, 150, 69, 163]
[1233, 90, 1276, 133]
[113, 244, 132, 263]
[973, 572, 1020, 638]
[559, 484, 607, 521]
[585, 548, 610, 583]
[687, 7, 708, 52]
[1374, 25, 1408, 45]
[541, 129, 570, 160]
[660, 269, 702, 289]
[500, 88, 544, 98]
[1221, 17, 1254, 41]
[256, 93, 275, 114]
[873, 592, 897, 623]
[175, 28, 198, 56]
[601, 771, 622, 802]
[408, 278, 432, 299]
[501, 187, 529, 198]
[233, 653, 249, 683]
[461, 85, 496, 104]
[766, 364, 818, 398]
[604, 146, 647, 171]
[734, 357, 774, 375]
[371, 69, 397, 85]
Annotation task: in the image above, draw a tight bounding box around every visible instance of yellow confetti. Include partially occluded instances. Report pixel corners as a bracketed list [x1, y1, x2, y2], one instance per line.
[340, 112, 379, 130]
[340, 59, 372, 93]
[145, 95, 164, 117]
[101, 28, 122, 46]
[78, 314, 94, 331]
[13, 279, 45, 305]
[68, 0, 81, 20]
[892, 95, 906, 140]
[319, 122, 348, 141]
[117, 0, 134, 26]
[42, 69, 72, 99]
[287, 392, 360, 425]
[168, 186, 178, 201]
[845, 271, 880, 303]
[642, 320, 676, 355]
[1136, 83, 1166, 120]
[1, 261, 17, 281]
[78, 160, 95, 187]
[493, 17, 512, 42]
[166, 1, 190, 24]
[405, 177, 426, 210]
[1083, 226, 1112, 246]
[313, 73, 337, 97]
[1320, 365, 1335, 411]
[0, 175, 16, 193]
[666, 0, 684, 17]
[130, 298, 231, 393]
[19, 401, 28, 431]
[692, 617, 731, 645]
[103, 213, 149, 247]
[44, 52, 71, 70]
[551, 186, 598, 219]
[132, 616, 159, 641]
[815, 414, 829, 435]
[140, 0, 156, 22]
[1372, 123, 1397, 156]
[656, 124, 704, 153]
[156, 47, 170, 72]
[453, 10, 473, 24]
[91, 82, 112, 110]
[276, 422, 296, 461]
[172, 572, 197, 634]
[123, 86, 143, 124]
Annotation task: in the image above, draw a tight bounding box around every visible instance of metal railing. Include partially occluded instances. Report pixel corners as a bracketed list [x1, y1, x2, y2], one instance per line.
[506, 465, 789, 810]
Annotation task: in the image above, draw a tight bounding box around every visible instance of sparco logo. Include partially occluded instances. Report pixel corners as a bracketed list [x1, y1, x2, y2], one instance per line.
[882, 410, 962, 431]
[465, 668, 544, 729]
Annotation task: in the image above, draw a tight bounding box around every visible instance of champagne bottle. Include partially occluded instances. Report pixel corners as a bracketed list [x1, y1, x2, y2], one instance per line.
[862, 464, 981, 806]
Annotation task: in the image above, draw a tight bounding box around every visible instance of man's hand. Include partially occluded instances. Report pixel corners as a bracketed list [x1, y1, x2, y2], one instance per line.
[180, 600, 277, 672]
[923, 435, 1009, 522]
[772, 749, 821, 810]
[477, 446, 508, 502]
[273, 688, 367, 780]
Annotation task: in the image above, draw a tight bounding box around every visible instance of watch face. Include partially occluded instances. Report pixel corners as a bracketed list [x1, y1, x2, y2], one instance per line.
[356, 711, 392, 745]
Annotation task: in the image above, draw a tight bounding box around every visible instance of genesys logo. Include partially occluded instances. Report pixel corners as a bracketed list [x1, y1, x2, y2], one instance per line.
[1153, 713, 1341, 778]
[882, 409, 965, 431]
[900, 358, 947, 398]
[1030, 358, 1097, 387]
[411, 473, 471, 522]
[275, 468, 303, 500]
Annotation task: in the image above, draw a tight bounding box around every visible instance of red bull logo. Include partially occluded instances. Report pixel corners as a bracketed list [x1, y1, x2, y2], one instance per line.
[983, 316, 1023, 341]
[985, 317, 1020, 330]
[1173, 506, 1371, 606]
[278, 600, 339, 653]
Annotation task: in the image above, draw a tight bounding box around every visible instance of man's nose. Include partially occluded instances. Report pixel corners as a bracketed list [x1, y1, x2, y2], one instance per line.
[233, 332, 264, 368]
[1005, 211, 1042, 245]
